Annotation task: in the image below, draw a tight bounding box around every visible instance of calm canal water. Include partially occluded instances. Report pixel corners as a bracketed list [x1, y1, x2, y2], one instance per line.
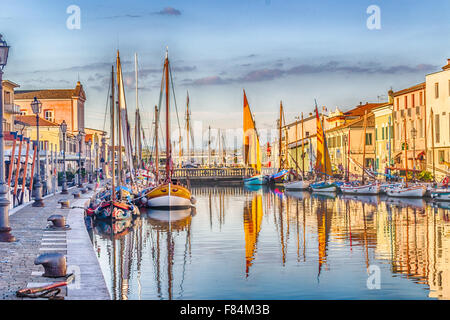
[85, 186, 450, 300]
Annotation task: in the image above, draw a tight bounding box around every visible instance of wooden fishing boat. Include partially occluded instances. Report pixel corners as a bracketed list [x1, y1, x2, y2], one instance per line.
[242, 90, 266, 185]
[268, 169, 289, 184]
[431, 188, 450, 201]
[385, 184, 426, 198]
[341, 182, 380, 195]
[284, 179, 310, 190]
[142, 48, 193, 209]
[244, 174, 266, 185]
[94, 201, 138, 220]
[146, 183, 193, 209]
[311, 181, 338, 193]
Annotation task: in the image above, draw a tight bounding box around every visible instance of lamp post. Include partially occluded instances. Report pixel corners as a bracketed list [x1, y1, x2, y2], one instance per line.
[77, 131, 84, 187]
[60, 120, 68, 194]
[31, 97, 44, 207]
[87, 139, 93, 183]
[411, 127, 417, 181]
[101, 136, 106, 180]
[95, 141, 99, 181]
[0, 34, 15, 242]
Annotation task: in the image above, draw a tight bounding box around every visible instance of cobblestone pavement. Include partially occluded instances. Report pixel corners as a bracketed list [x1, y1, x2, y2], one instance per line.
[0, 186, 110, 300]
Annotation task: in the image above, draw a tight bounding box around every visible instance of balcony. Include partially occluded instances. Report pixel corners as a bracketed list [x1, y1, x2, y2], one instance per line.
[4, 104, 21, 114]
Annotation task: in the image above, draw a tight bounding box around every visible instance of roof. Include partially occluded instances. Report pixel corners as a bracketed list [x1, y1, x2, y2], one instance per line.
[15, 115, 59, 127]
[343, 102, 386, 118]
[14, 81, 86, 101]
[392, 82, 425, 97]
[1, 80, 20, 88]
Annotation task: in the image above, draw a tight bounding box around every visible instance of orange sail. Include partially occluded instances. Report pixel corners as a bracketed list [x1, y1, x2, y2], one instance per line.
[315, 106, 332, 177]
[243, 194, 263, 277]
[243, 90, 262, 174]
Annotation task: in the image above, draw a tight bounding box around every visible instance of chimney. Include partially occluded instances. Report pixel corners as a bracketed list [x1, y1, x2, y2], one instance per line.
[442, 58, 450, 71]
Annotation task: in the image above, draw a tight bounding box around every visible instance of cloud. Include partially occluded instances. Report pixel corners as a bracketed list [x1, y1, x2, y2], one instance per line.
[99, 14, 144, 19]
[186, 60, 437, 86]
[155, 7, 181, 16]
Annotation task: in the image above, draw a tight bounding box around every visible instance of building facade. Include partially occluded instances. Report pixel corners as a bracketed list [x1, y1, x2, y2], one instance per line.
[426, 59, 450, 180]
[373, 101, 394, 176]
[392, 82, 427, 175]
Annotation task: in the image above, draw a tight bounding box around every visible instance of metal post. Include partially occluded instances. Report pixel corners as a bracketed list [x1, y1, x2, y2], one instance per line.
[61, 125, 68, 194]
[78, 134, 82, 187]
[32, 97, 44, 207]
[0, 66, 15, 241]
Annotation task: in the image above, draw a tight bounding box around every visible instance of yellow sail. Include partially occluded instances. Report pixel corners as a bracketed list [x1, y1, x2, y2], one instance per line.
[243, 90, 262, 174]
[243, 194, 263, 276]
[315, 106, 332, 176]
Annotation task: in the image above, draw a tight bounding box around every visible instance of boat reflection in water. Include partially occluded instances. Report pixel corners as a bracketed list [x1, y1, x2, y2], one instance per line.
[89, 186, 450, 300]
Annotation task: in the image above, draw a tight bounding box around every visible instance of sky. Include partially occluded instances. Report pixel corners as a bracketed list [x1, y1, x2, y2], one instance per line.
[1, 0, 450, 146]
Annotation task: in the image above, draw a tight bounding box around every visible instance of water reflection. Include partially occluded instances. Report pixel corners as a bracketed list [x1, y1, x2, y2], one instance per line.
[89, 187, 450, 300]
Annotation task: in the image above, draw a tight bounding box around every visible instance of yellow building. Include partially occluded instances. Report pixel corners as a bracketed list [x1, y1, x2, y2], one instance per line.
[425, 59, 450, 180]
[372, 100, 394, 176]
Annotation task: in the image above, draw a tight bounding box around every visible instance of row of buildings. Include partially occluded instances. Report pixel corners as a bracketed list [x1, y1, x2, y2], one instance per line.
[282, 59, 450, 181]
[2, 80, 107, 181]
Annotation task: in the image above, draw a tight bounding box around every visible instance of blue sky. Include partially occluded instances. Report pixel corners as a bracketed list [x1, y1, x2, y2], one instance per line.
[1, 0, 450, 137]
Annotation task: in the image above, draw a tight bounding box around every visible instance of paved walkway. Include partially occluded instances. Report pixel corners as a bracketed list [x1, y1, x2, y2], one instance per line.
[0, 187, 110, 300]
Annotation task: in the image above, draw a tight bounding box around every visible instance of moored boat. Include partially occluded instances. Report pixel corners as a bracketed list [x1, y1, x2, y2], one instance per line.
[145, 182, 193, 209]
[385, 184, 426, 198]
[341, 182, 380, 195]
[284, 179, 310, 190]
[431, 188, 450, 201]
[244, 174, 265, 185]
[311, 181, 338, 193]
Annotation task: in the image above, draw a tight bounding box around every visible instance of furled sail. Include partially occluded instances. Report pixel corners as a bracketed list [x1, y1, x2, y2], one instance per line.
[315, 106, 332, 177]
[243, 90, 262, 174]
[117, 51, 135, 175]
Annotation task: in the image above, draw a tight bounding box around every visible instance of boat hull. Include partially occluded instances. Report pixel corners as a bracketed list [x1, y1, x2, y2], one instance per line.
[311, 182, 338, 193]
[431, 189, 450, 201]
[244, 174, 266, 185]
[284, 180, 310, 190]
[146, 183, 193, 209]
[386, 185, 426, 198]
[341, 183, 380, 195]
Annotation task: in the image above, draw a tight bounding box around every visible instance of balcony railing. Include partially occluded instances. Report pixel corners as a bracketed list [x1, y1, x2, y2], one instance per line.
[4, 104, 21, 114]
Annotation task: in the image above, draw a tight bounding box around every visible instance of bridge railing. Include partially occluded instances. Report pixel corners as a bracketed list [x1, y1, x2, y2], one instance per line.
[160, 167, 256, 178]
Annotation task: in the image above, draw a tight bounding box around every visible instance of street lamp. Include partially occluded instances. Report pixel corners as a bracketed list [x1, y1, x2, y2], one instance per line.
[31, 97, 44, 207]
[87, 139, 93, 184]
[77, 131, 84, 187]
[411, 127, 417, 181]
[95, 141, 99, 181]
[0, 34, 15, 242]
[60, 120, 68, 194]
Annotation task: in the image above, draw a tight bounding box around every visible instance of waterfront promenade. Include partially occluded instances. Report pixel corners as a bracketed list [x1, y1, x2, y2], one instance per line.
[0, 187, 110, 300]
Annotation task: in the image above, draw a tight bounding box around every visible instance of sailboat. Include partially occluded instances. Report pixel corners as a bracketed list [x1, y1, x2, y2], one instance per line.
[144, 49, 194, 209]
[284, 112, 310, 190]
[310, 103, 338, 193]
[92, 55, 139, 220]
[341, 111, 380, 195]
[386, 117, 426, 198]
[243, 90, 266, 185]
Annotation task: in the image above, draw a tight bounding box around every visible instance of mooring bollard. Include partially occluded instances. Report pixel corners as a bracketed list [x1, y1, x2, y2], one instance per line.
[47, 215, 70, 230]
[58, 198, 70, 209]
[35, 253, 67, 278]
[73, 191, 81, 198]
[80, 187, 87, 194]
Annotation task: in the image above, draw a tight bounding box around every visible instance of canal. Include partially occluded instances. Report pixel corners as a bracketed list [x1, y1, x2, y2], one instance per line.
[85, 186, 450, 300]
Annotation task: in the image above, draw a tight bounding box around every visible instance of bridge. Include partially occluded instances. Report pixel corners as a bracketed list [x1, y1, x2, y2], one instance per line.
[166, 167, 277, 185]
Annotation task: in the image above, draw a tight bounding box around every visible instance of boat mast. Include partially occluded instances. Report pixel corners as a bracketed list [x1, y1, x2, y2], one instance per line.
[110, 65, 116, 202]
[154, 105, 159, 183]
[361, 110, 368, 184]
[186, 92, 190, 163]
[208, 126, 211, 167]
[346, 130, 351, 182]
[116, 52, 123, 187]
[403, 117, 408, 187]
[301, 112, 305, 178]
[279, 101, 283, 170]
[135, 53, 139, 170]
[431, 108, 436, 182]
[164, 48, 171, 183]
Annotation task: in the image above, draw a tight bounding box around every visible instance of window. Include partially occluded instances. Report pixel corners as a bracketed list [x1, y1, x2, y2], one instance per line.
[412, 94, 415, 107]
[396, 98, 400, 110]
[419, 119, 423, 138]
[404, 96, 408, 108]
[365, 133, 373, 145]
[420, 92, 423, 105]
[44, 110, 54, 122]
[416, 106, 420, 116]
[439, 150, 445, 164]
[407, 109, 411, 117]
[375, 128, 378, 141]
[3, 91, 11, 104]
[435, 82, 439, 99]
[381, 126, 385, 140]
[435, 114, 440, 143]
